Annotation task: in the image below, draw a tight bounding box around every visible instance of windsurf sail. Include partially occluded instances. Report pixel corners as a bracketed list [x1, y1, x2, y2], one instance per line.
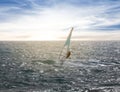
[59, 27, 74, 60]
[64, 27, 73, 52]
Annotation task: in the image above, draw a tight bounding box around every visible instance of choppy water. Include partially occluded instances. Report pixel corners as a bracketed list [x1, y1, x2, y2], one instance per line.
[0, 41, 120, 92]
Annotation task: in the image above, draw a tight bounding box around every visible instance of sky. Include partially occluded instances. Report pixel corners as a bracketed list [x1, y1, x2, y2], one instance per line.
[0, 0, 120, 41]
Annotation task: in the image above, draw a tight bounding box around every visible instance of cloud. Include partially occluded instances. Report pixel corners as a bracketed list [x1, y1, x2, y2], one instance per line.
[0, 0, 120, 40]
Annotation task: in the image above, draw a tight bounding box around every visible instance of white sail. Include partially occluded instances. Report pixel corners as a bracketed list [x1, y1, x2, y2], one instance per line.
[59, 27, 74, 60]
[64, 27, 73, 51]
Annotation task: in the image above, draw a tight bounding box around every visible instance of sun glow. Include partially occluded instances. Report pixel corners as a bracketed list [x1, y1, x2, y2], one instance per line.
[29, 34, 58, 41]
[27, 31, 64, 41]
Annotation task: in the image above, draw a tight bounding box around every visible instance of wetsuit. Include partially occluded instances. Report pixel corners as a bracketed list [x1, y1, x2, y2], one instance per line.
[66, 51, 71, 58]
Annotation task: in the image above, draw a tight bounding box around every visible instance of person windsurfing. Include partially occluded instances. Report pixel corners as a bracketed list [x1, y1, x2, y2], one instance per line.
[59, 27, 73, 65]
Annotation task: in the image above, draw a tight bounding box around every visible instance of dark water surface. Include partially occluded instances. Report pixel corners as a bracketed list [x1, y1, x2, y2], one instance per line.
[0, 41, 120, 92]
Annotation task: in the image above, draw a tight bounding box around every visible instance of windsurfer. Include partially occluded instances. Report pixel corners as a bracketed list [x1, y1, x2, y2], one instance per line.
[59, 27, 73, 65]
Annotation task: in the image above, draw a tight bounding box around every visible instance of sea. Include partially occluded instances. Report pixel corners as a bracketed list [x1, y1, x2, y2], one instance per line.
[0, 41, 120, 92]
